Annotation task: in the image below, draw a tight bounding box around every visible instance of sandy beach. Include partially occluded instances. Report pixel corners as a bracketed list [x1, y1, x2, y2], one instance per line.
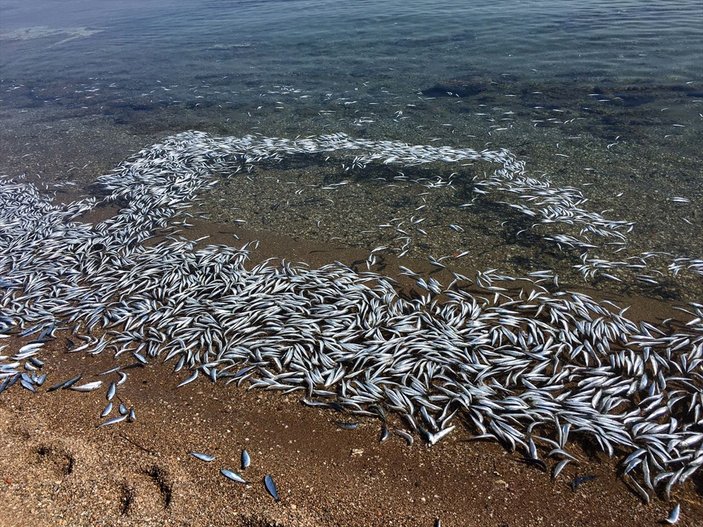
[1, 221, 701, 527]
[0, 339, 700, 527]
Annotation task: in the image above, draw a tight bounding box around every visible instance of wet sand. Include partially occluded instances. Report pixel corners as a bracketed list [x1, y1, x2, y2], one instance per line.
[1, 224, 702, 527]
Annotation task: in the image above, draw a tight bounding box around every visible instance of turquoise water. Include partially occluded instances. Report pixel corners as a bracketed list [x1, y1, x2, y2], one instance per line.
[1, 0, 702, 298]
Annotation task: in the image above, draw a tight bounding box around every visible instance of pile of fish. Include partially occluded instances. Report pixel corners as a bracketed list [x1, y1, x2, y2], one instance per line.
[0, 131, 701, 511]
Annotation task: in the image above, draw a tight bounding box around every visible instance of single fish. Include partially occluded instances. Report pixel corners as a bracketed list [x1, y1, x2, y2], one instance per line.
[190, 451, 215, 462]
[128, 407, 136, 422]
[665, 503, 680, 525]
[552, 459, 570, 480]
[117, 371, 128, 385]
[264, 474, 280, 502]
[106, 381, 116, 400]
[98, 414, 127, 428]
[395, 429, 414, 446]
[132, 351, 148, 364]
[177, 370, 198, 388]
[20, 376, 36, 392]
[70, 380, 103, 392]
[336, 421, 359, 430]
[221, 468, 247, 484]
[101, 401, 113, 418]
[241, 449, 251, 470]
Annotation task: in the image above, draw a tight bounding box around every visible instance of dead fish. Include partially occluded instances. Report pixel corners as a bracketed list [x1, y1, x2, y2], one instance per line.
[395, 429, 414, 446]
[28, 357, 44, 368]
[665, 503, 680, 524]
[0, 375, 19, 394]
[241, 449, 250, 470]
[132, 351, 147, 364]
[98, 414, 127, 428]
[336, 420, 359, 430]
[552, 459, 570, 480]
[423, 425, 455, 446]
[119, 403, 128, 415]
[379, 424, 390, 442]
[177, 370, 198, 388]
[47, 374, 81, 392]
[190, 451, 215, 462]
[128, 407, 136, 422]
[221, 468, 247, 484]
[264, 474, 280, 502]
[18, 342, 44, 354]
[106, 381, 116, 400]
[70, 380, 103, 392]
[46, 380, 65, 392]
[20, 376, 36, 393]
[117, 371, 128, 385]
[101, 401, 113, 418]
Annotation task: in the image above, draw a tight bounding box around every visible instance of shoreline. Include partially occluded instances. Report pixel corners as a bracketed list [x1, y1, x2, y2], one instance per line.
[0, 112, 701, 527]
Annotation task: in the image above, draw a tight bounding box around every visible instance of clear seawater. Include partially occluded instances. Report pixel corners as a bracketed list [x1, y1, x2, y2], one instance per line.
[1, 0, 702, 299]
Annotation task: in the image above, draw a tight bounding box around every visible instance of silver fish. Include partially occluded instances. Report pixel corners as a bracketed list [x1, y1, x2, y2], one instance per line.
[190, 451, 215, 462]
[221, 468, 247, 484]
[177, 370, 198, 388]
[106, 381, 116, 400]
[665, 503, 680, 525]
[101, 401, 113, 417]
[70, 380, 103, 392]
[264, 474, 280, 502]
[98, 414, 127, 428]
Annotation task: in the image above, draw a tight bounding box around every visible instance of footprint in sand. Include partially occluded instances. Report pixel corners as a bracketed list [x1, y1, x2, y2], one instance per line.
[118, 464, 174, 516]
[33, 443, 75, 479]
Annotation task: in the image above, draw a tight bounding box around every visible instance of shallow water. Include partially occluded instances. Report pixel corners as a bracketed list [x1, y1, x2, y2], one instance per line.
[1, 0, 702, 299]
